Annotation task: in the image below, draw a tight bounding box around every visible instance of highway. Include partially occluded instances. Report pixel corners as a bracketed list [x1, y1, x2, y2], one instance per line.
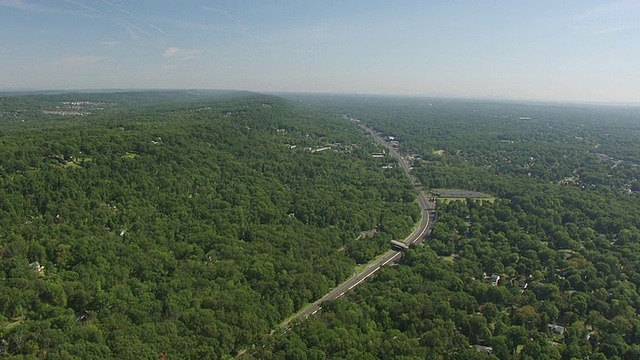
[281, 124, 435, 329]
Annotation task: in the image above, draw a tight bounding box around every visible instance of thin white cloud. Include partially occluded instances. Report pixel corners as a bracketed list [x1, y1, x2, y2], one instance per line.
[0, 0, 30, 10]
[101, 0, 167, 39]
[64, 0, 103, 15]
[57, 0, 168, 49]
[150, 17, 217, 31]
[112, 17, 165, 47]
[143, 20, 166, 35]
[101, 0, 131, 16]
[202, 6, 242, 25]
[114, 18, 142, 40]
[577, 0, 640, 20]
[163, 47, 200, 60]
[0, 0, 93, 16]
[156, 7, 269, 44]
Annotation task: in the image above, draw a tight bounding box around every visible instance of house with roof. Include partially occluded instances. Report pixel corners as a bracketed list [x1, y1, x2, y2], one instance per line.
[548, 324, 566, 335]
[489, 274, 501, 286]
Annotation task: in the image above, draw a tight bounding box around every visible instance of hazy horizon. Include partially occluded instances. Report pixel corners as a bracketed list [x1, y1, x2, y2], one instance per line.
[1, 1, 639, 103]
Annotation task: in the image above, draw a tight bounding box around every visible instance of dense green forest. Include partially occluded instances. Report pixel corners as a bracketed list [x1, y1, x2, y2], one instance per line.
[247, 95, 640, 359]
[0, 91, 419, 358]
[4, 91, 640, 359]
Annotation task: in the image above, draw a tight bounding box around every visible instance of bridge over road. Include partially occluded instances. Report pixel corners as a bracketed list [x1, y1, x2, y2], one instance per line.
[281, 123, 435, 329]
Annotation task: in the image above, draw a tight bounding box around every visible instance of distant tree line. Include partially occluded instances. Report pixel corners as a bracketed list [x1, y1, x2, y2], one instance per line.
[0, 92, 419, 358]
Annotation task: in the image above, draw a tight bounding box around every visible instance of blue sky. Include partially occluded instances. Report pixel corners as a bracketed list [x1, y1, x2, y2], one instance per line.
[1, 0, 639, 102]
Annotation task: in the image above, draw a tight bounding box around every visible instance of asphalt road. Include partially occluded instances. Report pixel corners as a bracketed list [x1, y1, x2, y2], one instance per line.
[281, 124, 435, 329]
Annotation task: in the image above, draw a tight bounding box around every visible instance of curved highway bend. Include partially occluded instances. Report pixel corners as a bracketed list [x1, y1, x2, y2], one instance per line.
[281, 124, 436, 329]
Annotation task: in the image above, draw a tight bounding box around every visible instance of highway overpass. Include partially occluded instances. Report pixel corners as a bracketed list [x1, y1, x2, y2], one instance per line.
[281, 123, 435, 329]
